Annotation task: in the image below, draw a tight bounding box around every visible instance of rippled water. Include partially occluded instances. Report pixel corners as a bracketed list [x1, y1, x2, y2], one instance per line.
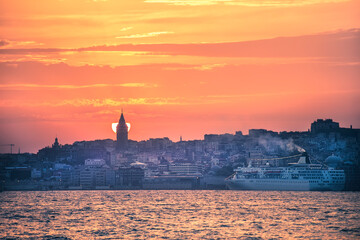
[0, 191, 359, 239]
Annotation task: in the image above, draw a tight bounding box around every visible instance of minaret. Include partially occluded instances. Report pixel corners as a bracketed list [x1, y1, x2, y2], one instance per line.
[116, 109, 128, 150]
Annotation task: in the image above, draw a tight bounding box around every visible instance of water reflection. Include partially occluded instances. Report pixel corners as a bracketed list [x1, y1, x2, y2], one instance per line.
[0, 191, 359, 239]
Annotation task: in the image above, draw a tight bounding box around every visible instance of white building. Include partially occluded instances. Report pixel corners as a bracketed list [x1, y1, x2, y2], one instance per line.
[169, 163, 201, 176]
[85, 158, 106, 166]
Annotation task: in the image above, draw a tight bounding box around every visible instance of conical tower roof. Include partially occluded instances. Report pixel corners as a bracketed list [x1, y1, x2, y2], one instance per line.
[119, 109, 126, 124]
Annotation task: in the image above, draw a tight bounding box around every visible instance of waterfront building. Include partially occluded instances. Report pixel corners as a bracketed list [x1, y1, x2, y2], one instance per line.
[117, 167, 144, 187]
[79, 167, 95, 189]
[79, 158, 109, 189]
[169, 163, 202, 176]
[79, 166, 107, 189]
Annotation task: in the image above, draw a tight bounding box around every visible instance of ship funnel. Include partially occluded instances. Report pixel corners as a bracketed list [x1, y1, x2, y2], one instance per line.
[298, 152, 311, 164]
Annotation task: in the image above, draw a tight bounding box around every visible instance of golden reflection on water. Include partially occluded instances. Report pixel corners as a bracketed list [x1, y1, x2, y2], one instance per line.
[0, 191, 359, 239]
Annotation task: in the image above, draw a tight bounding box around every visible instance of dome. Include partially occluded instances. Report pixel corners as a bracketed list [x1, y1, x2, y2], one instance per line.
[325, 155, 343, 163]
[325, 155, 343, 167]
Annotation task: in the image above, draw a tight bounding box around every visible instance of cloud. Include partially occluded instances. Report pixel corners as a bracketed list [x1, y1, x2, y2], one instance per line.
[2, 89, 358, 109]
[1, 29, 357, 59]
[116, 31, 174, 39]
[0, 98, 184, 107]
[119, 83, 157, 87]
[120, 27, 133, 31]
[0, 29, 358, 68]
[145, 0, 349, 6]
[144, 0, 231, 6]
[205, 89, 360, 99]
[0, 48, 65, 54]
[0, 83, 157, 90]
[226, 0, 350, 7]
[0, 40, 10, 47]
[0, 40, 44, 49]
[165, 63, 227, 70]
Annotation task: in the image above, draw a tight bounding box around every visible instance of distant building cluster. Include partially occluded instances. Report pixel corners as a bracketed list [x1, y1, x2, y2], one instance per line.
[311, 119, 340, 133]
[1, 116, 359, 191]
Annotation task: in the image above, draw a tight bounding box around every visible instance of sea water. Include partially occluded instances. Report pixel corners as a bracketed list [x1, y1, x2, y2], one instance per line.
[0, 190, 359, 239]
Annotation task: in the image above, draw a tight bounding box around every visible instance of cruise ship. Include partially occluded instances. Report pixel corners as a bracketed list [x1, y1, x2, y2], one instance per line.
[226, 153, 345, 191]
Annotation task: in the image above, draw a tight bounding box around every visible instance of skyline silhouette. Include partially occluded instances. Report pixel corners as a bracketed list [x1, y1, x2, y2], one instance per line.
[0, 115, 358, 154]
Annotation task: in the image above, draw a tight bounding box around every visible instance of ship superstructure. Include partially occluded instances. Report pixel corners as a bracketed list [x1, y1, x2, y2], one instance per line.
[226, 153, 345, 191]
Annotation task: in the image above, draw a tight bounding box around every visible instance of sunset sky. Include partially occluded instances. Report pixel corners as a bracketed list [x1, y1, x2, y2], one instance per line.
[0, 0, 359, 153]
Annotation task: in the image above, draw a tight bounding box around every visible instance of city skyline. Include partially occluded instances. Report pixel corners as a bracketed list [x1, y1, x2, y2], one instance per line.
[1, 0, 359, 153]
[1, 114, 358, 154]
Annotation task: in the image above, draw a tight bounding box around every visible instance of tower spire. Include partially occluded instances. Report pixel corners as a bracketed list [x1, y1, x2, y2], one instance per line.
[116, 109, 128, 151]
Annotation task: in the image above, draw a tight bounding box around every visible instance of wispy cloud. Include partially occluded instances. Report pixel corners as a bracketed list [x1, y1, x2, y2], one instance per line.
[2, 89, 358, 109]
[0, 98, 183, 107]
[59, 98, 182, 107]
[225, 0, 350, 7]
[2, 29, 357, 59]
[145, 0, 349, 6]
[0, 30, 358, 67]
[0, 40, 10, 47]
[0, 83, 157, 90]
[0, 39, 44, 48]
[120, 27, 133, 31]
[145, 0, 231, 5]
[165, 63, 227, 70]
[116, 31, 174, 39]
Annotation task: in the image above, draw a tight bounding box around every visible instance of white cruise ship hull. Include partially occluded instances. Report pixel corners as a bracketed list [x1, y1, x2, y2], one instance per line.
[226, 179, 344, 191]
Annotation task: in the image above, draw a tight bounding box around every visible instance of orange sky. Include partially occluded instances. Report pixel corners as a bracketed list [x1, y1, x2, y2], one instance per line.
[0, 0, 359, 153]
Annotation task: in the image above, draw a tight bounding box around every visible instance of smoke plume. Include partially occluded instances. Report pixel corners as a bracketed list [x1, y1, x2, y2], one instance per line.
[258, 135, 305, 153]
